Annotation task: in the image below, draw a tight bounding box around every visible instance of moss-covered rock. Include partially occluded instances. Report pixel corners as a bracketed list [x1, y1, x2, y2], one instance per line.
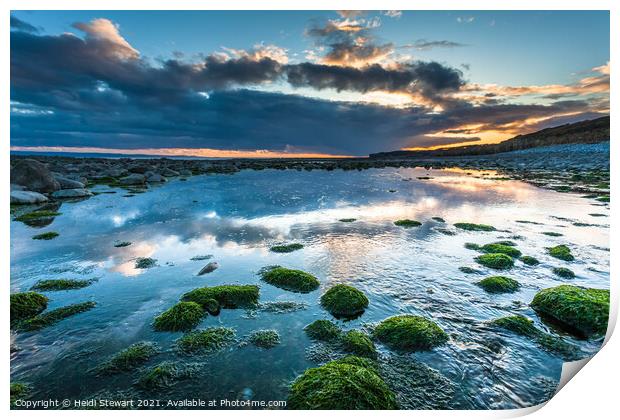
[31, 278, 95, 291]
[176, 327, 236, 354]
[341, 330, 377, 359]
[531, 285, 609, 338]
[14, 210, 62, 222]
[542, 231, 563, 237]
[202, 298, 220, 315]
[491, 315, 538, 336]
[259, 266, 319, 293]
[394, 219, 422, 228]
[520, 256, 540, 266]
[431, 217, 445, 222]
[454, 223, 496, 231]
[153, 302, 204, 332]
[10, 292, 48, 323]
[136, 362, 191, 390]
[269, 243, 304, 253]
[480, 243, 522, 257]
[304, 320, 342, 341]
[548, 245, 574, 261]
[287, 357, 398, 409]
[10, 382, 30, 404]
[476, 276, 520, 294]
[320, 284, 369, 318]
[552, 267, 576, 279]
[97, 342, 159, 373]
[32, 231, 59, 240]
[182, 285, 260, 309]
[459, 266, 482, 274]
[248, 329, 280, 348]
[464, 242, 481, 250]
[475, 253, 514, 270]
[374, 315, 448, 351]
[18, 301, 96, 331]
[134, 257, 157, 269]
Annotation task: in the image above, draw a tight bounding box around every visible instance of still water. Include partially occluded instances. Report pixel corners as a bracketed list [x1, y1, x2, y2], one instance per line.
[10, 167, 610, 409]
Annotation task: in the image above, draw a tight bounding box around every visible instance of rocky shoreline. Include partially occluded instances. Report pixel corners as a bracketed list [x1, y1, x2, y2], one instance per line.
[10, 142, 610, 206]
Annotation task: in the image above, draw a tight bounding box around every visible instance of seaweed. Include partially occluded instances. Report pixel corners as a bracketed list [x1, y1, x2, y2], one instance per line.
[259, 266, 319, 293]
[373, 315, 448, 351]
[320, 284, 369, 318]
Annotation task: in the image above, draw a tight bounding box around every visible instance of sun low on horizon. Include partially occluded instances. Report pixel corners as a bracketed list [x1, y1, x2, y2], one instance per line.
[10, 10, 609, 158]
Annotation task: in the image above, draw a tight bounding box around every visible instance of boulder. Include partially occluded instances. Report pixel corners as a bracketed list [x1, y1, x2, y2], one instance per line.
[10, 190, 49, 205]
[119, 174, 146, 185]
[10, 184, 25, 191]
[146, 173, 167, 183]
[55, 176, 85, 189]
[10, 159, 60, 193]
[51, 188, 93, 198]
[161, 168, 180, 177]
[197, 262, 219, 275]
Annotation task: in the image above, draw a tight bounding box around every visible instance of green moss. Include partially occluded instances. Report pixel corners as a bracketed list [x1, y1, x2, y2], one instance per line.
[464, 242, 481, 250]
[341, 330, 377, 359]
[476, 276, 520, 294]
[153, 302, 204, 332]
[432, 217, 445, 222]
[269, 243, 304, 253]
[480, 243, 522, 257]
[10, 292, 48, 323]
[176, 327, 236, 354]
[320, 284, 369, 318]
[259, 266, 320, 293]
[14, 210, 62, 221]
[542, 231, 563, 237]
[287, 357, 398, 409]
[475, 253, 514, 270]
[304, 320, 342, 341]
[32, 231, 59, 240]
[548, 245, 574, 261]
[394, 219, 422, 228]
[454, 222, 496, 231]
[520, 256, 540, 266]
[459, 266, 481, 274]
[553, 267, 576, 279]
[182, 285, 260, 309]
[97, 342, 159, 373]
[491, 315, 538, 336]
[596, 195, 610, 203]
[531, 285, 609, 338]
[248, 329, 280, 348]
[31, 278, 95, 291]
[136, 362, 189, 390]
[134, 257, 157, 269]
[113, 241, 132, 248]
[373, 315, 448, 351]
[202, 298, 221, 315]
[18, 301, 96, 331]
[10, 382, 30, 404]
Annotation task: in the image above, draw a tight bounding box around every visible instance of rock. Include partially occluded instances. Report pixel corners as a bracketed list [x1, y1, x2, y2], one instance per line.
[161, 168, 180, 177]
[179, 169, 192, 176]
[146, 173, 167, 183]
[51, 188, 93, 198]
[10, 159, 60, 193]
[54, 176, 85, 189]
[119, 174, 146, 185]
[10, 190, 49, 204]
[10, 184, 25, 191]
[197, 262, 219, 275]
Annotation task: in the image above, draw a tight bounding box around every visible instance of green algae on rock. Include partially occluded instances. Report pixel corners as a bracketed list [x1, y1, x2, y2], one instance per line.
[14, 210, 62, 222]
[153, 302, 204, 332]
[459, 266, 482, 274]
[31, 278, 96, 291]
[136, 362, 195, 390]
[202, 298, 221, 315]
[531, 285, 609, 338]
[18, 301, 96, 331]
[476, 276, 520, 294]
[552, 267, 576, 279]
[480, 243, 522, 257]
[454, 222, 496, 231]
[320, 284, 369, 318]
[248, 329, 280, 349]
[374, 315, 448, 351]
[10, 382, 30, 405]
[464, 242, 481, 250]
[287, 357, 398, 409]
[96, 342, 159, 373]
[341, 330, 377, 359]
[475, 253, 514, 270]
[304, 319, 342, 341]
[134, 257, 157, 269]
[269, 243, 304, 253]
[10, 292, 48, 323]
[394, 219, 422, 228]
[32, 231, 59, 240]
[548, 245, 575, 261]
[182, 285, 260, 309]
[176, 327, 236, 354]
[259, 266, 319, 293]
[520, 256, 540, 266]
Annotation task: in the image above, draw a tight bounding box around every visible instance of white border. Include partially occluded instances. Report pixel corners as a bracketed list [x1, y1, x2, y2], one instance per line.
[3, 1, 617, 419]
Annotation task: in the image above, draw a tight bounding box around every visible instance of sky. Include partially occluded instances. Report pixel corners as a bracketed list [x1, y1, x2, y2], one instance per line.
[10, 10, 610, 157]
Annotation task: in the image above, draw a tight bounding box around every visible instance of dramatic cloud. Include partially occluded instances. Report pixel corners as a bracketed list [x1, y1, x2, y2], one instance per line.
[72, 18, 139, 60]
[10, 16, 39, 33]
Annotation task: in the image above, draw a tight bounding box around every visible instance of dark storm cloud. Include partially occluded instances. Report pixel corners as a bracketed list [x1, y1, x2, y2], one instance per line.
[402, 40, 467, 50]
[10, 15, 40, 33]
